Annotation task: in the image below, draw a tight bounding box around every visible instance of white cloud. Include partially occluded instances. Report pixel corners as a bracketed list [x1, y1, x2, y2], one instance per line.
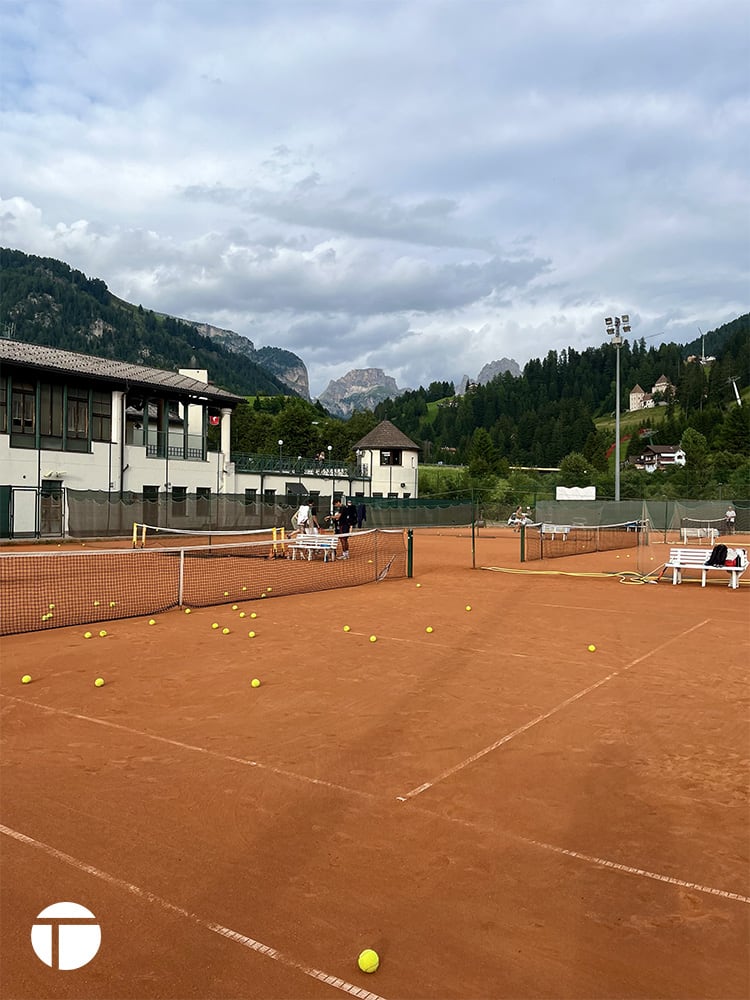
[1, 0, 748, 398]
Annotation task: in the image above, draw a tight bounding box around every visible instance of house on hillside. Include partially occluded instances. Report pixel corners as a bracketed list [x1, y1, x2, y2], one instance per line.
[628, 444, 686, 473]
[629, 375, 675, 411]
[0, 339, 404, 537]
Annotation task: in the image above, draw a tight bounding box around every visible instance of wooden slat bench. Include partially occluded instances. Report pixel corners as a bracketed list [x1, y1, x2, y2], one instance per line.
[288, 534, 338, 562]
[665, 547, 747, 589]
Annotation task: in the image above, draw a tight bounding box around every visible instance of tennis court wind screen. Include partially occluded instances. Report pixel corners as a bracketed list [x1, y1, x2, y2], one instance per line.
[0, 529, 407, 636]
[524, 521, 646, 561]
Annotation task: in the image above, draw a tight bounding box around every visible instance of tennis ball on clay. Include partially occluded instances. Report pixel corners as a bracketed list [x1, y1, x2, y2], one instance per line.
[248, 631, 256, 638]
[425, 626, 433, 633]
[109, 601, 116, 608]
[416, 583, 422, 588]
[222, 627, 230, 635]
[260, 593, 266, 598]
[211, 622, 219, 629]
[93, 600, 100, 607]
[588, 644, 596, 652]
[369, 635, 377, 643]
[232, 604, 239, 611]
[242, 585, 247, 592]
[21, 675, 32, 684]
[84, 631, 92, 639]
[465, 605, 472, 612]
[224, 591, 229, 597]
[239, 612, 246, 618]
[48, 603, 55, 609]
[94, 677, 105, 687]
[250, 612, 257, 619]
[343, 625, 351, 632]
[184, 608, 192, 614]
[99, 630, 107, 638]
[357, 949, 379, 973]
[148, 619, 156, 626]
[250, 678, 261, 688]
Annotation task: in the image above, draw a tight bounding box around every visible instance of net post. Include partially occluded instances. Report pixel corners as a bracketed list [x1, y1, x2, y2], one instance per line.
[407, 529, 413, 578]
[132, 522, 138, 548]
[141, 523, 146, 548]
[178, 547, 185, 606]
[520, 523, 526, 562]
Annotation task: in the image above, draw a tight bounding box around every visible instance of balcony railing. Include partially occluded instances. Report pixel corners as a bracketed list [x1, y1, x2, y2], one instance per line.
[232, 453, 367, 479]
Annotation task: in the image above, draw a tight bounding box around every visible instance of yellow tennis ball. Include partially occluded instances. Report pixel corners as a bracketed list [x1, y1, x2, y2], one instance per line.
[99, 630, 107, 637]
[357, 949, 379, 973]
[109, 601, 116, 608]
[148, 619, 156, 626]
[248, 631, 256, 638]
[84, 631, 92, 639]
[94, 677, 105, 687]
[239, 611, 246, 618]
[48, 603, 55, 609]
[211, 622, 219, 629]
[266, 587, 273, 593]
[21, 675, 32, 684]
[93, 600, 100, 607]
[343, 625, 351, 632]
[241, 586, 247, 592]
[184, 608, 192, 614]
[261, 593, 266, 598]
[250, 678, 261, 688]
[588, 644, 596, 652]
[425, 626, 433, 633]
[416, 583, 421, 588]
[369, 635, 377, 643]
[250, 612, 257, 619]
[224, 591, 229, 596]
[232, 604, 239, 611]
[465, 605, 472, 611]
[222, 627, 230, 635]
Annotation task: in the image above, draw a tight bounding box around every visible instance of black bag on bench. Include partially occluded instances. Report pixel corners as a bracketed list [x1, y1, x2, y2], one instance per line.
[705, 543, 728, 566]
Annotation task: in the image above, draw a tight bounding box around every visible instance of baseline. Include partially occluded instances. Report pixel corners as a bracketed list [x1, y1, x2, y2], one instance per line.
[0, 824, 386, 1000]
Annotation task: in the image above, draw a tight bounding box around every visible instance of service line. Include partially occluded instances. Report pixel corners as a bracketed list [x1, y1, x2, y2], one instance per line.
[1, 824, 386, 1000]
[396, 618, 712, 800]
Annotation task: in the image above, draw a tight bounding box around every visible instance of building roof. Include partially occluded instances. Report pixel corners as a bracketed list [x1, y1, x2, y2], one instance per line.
[353, 419, 419, 450]
[0, 339, 243, 404]
[631, 383, 644, 393]
[644, 444, 683, 455]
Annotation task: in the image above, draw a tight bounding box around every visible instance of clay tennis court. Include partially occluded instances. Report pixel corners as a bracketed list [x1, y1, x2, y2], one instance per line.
[1, 529, 748, 999]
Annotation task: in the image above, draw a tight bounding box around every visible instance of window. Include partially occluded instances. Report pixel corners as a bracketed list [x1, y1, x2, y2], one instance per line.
[0, 377, 7, 434]
[171, 486, 187, 518]
[11, 382, 36, 448]
[388, 492, 398, 498]
[263, 489, 276, 503]
[244, 488, 257, 505]
[143, 485, 159, 502]
[380, 449, 402, 466]
[92, 391, 112, 442]
[39, 383, 64, 450]
[66, 387, 89, 451]
[196, 487, 211, 519]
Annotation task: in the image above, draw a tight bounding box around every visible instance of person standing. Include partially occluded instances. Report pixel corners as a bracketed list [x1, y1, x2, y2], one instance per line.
[293, 502, 311, 533]
[725, 505, 736, 535]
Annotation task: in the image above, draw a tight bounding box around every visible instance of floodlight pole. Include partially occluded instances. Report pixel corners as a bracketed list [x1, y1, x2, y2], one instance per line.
[605, 314, 631, 502]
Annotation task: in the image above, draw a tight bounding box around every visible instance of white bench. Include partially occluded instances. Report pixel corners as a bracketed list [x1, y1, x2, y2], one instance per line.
[288, 534, 338, 562]
[665, 547, 747, 589]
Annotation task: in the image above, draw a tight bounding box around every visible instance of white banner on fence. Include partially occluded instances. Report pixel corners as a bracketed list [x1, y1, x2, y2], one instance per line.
[555, 486, 597, 501]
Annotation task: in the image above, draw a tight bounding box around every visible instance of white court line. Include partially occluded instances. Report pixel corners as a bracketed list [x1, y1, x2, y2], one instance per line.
[0, 824, 386, 1000]
[0, 695, 373, 801]
[397, 618, 712, 800]
[345, 632, 529, 656]
[407, 806, 750, 905]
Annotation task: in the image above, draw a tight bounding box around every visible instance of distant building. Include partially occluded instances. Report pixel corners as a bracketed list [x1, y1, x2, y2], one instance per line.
[628, 445, 686, 473]
[629, 374, 675, 411]
[353, 420, 420, 499]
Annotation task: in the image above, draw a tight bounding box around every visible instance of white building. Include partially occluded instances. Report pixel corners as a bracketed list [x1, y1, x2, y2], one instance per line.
[0, 339, 394, 537]
[629, 375, 675, 411]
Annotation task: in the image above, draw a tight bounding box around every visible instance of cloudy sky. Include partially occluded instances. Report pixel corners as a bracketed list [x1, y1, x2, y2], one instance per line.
[1, 0, 748, 397]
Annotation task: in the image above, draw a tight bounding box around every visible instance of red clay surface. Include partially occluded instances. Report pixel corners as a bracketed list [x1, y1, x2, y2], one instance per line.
[1, 529, 748, 999]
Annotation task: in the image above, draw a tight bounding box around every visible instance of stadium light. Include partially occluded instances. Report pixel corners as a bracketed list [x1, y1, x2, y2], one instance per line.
[278, 439, 283, 464]
[605, 314, 632, 502]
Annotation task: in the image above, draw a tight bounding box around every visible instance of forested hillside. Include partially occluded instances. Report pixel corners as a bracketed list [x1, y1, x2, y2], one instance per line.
[0, 248, 291, 396]
[375, 314, 750, 469]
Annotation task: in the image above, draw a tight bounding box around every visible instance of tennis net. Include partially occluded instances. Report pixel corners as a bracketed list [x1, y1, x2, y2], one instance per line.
[132, 522, 278, 548]
[523, 520, 647, 561]
[679, 517, 723, 543]
[0, 529, 407, 636]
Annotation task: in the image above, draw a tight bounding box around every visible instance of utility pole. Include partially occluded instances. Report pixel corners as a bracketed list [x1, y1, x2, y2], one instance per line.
[605, 314, 632, 502]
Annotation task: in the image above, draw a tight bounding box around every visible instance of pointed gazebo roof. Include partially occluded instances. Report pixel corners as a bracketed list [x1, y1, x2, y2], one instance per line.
[353, 419, 419, 451]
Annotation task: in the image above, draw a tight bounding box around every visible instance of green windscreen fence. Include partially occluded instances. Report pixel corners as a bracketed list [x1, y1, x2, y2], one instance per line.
[355, 496, 474, 528]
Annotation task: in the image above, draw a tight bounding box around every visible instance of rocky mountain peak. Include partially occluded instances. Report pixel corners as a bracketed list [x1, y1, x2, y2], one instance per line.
[318, 368, 402, 419]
